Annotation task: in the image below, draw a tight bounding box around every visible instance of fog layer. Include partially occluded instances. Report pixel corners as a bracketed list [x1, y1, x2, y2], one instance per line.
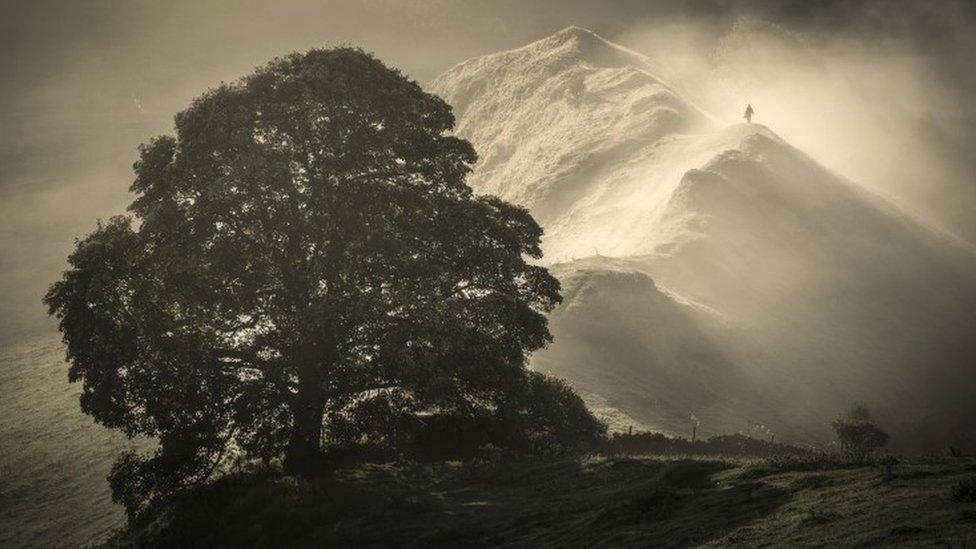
[2, 0, 974, 344]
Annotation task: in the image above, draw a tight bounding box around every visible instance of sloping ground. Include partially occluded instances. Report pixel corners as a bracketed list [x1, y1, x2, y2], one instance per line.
[708, 458, 976, 547]
[432, 26, 976, 448]
[0, 335, 143, 548]
[117, 456, 976, 548]
[532, 264, 776, 438]
[643, 127, 976, 446]
[430, 26, 709, 243]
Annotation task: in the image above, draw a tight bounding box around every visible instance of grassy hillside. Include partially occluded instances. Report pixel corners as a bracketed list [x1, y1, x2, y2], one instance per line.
[6, 333, 975, 548]
[0, 335, 146, 548]
[116, 455, 976, 547]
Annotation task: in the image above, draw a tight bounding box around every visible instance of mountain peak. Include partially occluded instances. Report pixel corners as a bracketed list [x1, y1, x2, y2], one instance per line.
[430, 26, 710, 229]
[527, 25, 649, 70]
[547, 25, 604, 45]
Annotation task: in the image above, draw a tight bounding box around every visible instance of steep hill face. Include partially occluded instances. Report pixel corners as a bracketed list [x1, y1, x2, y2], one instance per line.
[646, 127, 976, 445]
[532, 264, 778, 437]
[431, 26, 709, 258]
[432, 27, 976, 447]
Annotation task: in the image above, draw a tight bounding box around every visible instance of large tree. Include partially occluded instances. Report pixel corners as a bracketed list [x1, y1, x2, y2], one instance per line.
[44, 48, 560, 499]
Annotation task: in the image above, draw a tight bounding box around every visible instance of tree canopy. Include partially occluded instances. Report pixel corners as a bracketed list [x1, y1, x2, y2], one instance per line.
[44, 48, 562, 509]
[832, 405, 890, 460]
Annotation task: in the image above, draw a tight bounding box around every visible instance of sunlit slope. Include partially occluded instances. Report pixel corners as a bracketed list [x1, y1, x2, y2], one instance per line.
[532, 263, 780, 438]
[644, 126, 976, 445]
[433, 27, 976, 447]
[431, 26, 710, 260]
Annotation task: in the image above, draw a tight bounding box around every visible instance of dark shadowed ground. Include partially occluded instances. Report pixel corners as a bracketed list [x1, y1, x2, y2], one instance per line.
[119, 455, 976, 547]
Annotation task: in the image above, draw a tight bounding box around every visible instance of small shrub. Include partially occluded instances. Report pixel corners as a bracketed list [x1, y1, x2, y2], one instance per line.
[517, 372, 609, 455]
[832, 405, 889, 461]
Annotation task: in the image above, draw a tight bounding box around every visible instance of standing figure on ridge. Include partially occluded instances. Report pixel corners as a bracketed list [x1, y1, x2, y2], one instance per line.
[744, 104, 754, 123]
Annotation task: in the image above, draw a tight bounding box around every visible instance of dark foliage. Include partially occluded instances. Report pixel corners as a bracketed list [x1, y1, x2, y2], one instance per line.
[503, 371, 608, 456]
[322, 371, 606, 461]
[609, 431, 811, 459]
[832, 405, 890, 461]
[44, 47, 564, 515]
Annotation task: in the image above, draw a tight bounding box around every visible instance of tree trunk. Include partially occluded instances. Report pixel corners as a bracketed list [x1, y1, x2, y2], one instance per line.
[284, 397, 324, 476]
[281, 343, 332, 476]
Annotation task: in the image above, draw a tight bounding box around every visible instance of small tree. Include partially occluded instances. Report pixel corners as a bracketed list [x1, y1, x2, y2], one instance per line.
[832, 405, 889, 461]
[44, 48, 561, 512]
[515, 372, 608, 455]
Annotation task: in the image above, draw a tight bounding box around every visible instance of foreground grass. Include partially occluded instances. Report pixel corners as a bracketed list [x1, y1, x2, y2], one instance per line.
[114, 455, 976, 548]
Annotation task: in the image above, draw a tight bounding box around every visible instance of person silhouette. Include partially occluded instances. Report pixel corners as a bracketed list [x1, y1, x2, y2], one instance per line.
[744, 104, 754, 123]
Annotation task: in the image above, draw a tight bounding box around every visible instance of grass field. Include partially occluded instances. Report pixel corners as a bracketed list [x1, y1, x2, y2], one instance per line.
[119, 454, 976, 547]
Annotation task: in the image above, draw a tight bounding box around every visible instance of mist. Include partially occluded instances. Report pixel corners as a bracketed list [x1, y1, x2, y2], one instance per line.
[619, 8, 976, 242]
[3, 0, 975, 345]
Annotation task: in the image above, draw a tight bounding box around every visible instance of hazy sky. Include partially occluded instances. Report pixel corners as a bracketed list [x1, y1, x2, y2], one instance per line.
[2, 0, 974, 343]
